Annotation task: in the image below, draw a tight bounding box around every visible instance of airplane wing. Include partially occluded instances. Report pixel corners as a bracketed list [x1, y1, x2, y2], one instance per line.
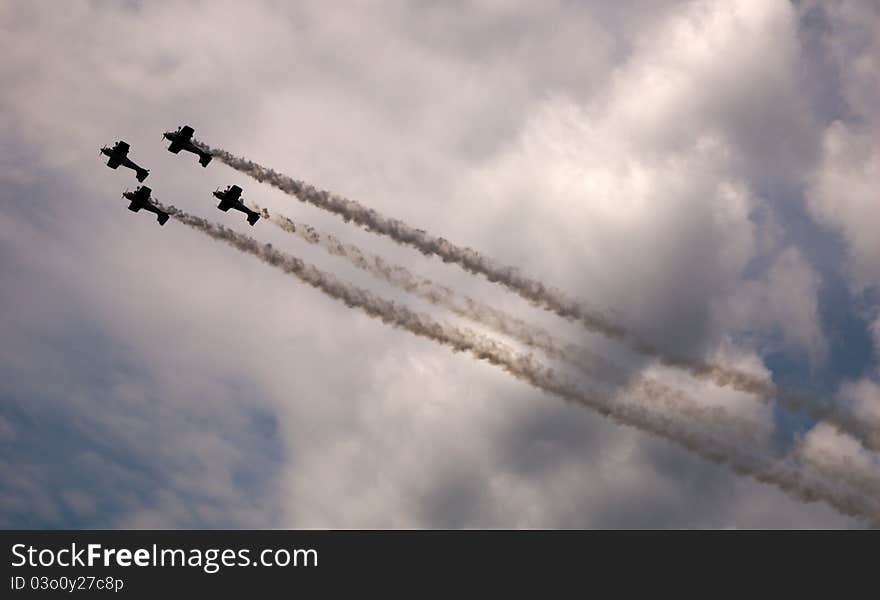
[127, 201, 142, 212]
[106, 156, 122, 169]
[116, 141, 130, 155]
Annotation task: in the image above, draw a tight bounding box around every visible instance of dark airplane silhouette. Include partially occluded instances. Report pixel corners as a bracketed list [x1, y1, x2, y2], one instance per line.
[100, 141, 149, 182]
[163, 125, 212, 167]
[122, 186, 169, 226]
[213, 185, 260, 226]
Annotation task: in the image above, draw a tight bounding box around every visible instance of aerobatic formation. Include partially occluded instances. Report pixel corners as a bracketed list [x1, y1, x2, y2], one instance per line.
[99, 125, 258, 226]
[99, 127, 880, 525]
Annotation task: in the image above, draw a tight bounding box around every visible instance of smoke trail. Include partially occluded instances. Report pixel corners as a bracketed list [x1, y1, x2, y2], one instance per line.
[195, 142, 873, 447]
[257, 205, 880, 454]
[255, 206, 880, 496]
[194, 141, 622, 335]
[161, 203, 880, 524]
[255, 205, 622, 382]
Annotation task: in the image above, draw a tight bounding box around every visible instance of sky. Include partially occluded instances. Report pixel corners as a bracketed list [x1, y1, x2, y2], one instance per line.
[1, 0, 878, 528]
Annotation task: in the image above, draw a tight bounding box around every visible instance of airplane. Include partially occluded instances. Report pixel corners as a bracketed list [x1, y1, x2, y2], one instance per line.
[163, 125, 212, 167]
[213, 185, 260, 226]
[121, 185, 170, 226]
[100, 141, 149, 182]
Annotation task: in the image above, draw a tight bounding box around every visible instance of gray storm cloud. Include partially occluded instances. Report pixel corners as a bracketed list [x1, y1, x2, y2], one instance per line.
[201, 143, 879, 454]
[160, 204, 880, 525]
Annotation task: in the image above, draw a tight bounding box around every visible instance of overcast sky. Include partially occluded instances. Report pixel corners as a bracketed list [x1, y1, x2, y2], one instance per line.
[1, 0, 879, 528]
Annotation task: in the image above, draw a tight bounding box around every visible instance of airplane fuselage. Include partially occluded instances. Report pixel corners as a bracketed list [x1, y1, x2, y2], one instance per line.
[101, 143, 149, 182]
[163, 127, 212, 167]
[213, 187, 260, 225]
[122, 187, 169, 225]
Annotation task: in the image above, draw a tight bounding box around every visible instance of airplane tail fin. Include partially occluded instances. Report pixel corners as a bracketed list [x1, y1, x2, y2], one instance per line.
[247, 212, 260, 226]
[157, 212, 170, 226]
[136, 168, 149, 182]
[199, 154, 213, 167]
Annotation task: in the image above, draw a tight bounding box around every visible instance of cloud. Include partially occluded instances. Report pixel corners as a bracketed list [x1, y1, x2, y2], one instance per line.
[797, 421, 880, 503]
[459, 0, 824, 361]
[723, 246, 826, 362]
[808, 121, 880, 288]
[837, 379, 880, 435]
[803, 1, 880, 290]
[0, 0, 872, 528]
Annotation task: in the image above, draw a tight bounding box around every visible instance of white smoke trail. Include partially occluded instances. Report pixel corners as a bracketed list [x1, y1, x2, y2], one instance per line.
[254, 205, 622, 382]
[193, 141, 622, 334]
[161, 203, 880, 525]
[257, 205, 880, 455]
[196, 142, 874, 449]
[258, 207, 880, 497]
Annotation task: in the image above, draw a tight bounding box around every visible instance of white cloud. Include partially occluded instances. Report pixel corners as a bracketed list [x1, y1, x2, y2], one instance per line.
[797, 421, 880, 503]
[0, 0, 865, 528]
[723, 246, 826, 362]
[808, 121, 880, 287]
[804, 1, 880, 289]
[837, 379, 880, 438]
[459, 0, 824, 360]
